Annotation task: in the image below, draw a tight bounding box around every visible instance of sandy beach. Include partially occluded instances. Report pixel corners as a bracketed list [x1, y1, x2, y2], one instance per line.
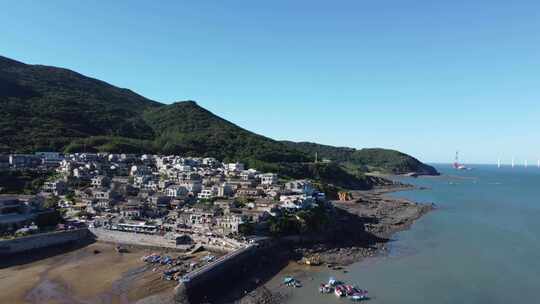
[0, 185, 432, 304]
[0, 242, 180, 304]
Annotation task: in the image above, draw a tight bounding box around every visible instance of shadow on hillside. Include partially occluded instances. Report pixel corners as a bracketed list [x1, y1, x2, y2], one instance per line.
[290, 207, 388, 254]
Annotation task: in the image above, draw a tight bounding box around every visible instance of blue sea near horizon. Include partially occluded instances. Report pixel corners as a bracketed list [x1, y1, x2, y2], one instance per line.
[279, 164, 540, 304]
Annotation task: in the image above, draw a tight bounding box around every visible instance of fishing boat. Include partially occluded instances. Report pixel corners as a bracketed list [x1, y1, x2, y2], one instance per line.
[344, 285, 356, 296]
[328, 277, 342, 286]
[319, 283, 333, 293]
[334, 285, 346, 297]
[350, 290, 369, 301]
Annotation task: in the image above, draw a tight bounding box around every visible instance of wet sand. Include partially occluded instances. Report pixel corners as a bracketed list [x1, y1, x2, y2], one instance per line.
[0, 242, 178, 304]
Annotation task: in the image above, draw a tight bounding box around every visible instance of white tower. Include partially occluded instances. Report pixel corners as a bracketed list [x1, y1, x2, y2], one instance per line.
[511, 157, 515, 168]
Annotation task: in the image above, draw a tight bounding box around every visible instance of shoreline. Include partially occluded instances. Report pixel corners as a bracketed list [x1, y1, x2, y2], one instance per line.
[0, 242, 218, 304]
[237, 182, 435, 304]
[0, 183, 434, 304]
[294, 183, 434, 267]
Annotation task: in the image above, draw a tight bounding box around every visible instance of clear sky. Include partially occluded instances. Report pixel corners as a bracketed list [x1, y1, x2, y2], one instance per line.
[1, 0, 539, 164]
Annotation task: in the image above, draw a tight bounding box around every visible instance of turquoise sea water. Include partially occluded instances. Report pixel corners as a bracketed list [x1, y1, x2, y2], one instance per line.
[279, 164, 540, 304]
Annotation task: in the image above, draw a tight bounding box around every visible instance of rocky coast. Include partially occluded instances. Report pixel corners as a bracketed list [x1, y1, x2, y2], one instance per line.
[297, 185, 435, 266]
[236, 183, 435, 304]
[0, 184, 433, 304]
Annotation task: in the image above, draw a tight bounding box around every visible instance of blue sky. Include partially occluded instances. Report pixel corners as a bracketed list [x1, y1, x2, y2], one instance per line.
[1, 0, 539, 164]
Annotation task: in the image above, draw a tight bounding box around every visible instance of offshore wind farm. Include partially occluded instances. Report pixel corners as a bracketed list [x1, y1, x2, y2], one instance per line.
[494, 157, 540, 168]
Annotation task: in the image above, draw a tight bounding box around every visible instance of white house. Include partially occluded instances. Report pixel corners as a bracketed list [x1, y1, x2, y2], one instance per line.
[166, 185, 188, 198]
[43, 180, 67, 195]
[279, 194, 315, 210]
[225, 162, 244, 172]
[198, 187, 219, 199]
[260, 173, 278, 185]
[91, 175, 110, 188]
[179, 180, 202, 194]
[285, 180, 316, 196]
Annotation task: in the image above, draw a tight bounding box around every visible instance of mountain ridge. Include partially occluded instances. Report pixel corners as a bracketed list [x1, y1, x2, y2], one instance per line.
[0, 55, 438, 189]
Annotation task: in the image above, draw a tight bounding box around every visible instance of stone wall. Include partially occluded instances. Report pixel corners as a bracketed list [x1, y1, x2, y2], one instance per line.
[0, 228, 91, 255]
[175, 244, 261, 303]
[89, 227, 187, 249]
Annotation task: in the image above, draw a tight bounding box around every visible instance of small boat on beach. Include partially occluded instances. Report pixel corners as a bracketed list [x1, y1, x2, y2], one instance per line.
[320, 277, 369, 301]
[283, 276, 302, 288]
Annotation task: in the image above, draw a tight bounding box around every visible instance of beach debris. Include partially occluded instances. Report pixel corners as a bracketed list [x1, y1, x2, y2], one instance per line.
[301, 255, 322, 266]
[115, 245, 128, 253]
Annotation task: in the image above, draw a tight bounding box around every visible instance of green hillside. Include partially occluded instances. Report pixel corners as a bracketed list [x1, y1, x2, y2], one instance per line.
[0, 56, 157, 152]
[282, 142, 438, 175]
[0, 55, 437, 189]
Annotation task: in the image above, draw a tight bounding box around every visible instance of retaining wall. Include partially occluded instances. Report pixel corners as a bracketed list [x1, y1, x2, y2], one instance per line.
[89, 228, 183, 249]
[175, 244, 260, 303]
[0, 228, 91, 255]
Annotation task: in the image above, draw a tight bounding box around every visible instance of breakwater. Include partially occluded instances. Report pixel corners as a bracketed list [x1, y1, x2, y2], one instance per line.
[0, 228, 92, 256]
[175, 243, 264, 303]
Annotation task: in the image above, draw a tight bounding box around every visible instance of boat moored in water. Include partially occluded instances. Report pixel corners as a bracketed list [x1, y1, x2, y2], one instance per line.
[320, 277, 369, 301]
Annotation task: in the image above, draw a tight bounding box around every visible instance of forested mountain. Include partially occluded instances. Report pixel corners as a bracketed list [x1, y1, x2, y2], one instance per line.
[0, 55, 437, 189]
[282, 142, 438, 175]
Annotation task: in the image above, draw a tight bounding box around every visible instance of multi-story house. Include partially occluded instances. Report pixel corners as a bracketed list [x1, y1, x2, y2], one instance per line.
[198, 187, 219, 200]
[165, 185, 188, 198]
[91, 175, 111, 188]
[9, 154, 41, 169]
[285, 180, 316, 196]
[43, 180, 67, 196]
[215, 214, 245, 235]
[260, 173, 278, 185]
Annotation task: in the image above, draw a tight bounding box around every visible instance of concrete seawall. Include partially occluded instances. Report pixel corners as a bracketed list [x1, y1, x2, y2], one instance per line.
[0, 228, 92, 256]
[89, 227, 183, 249]
[175, 244, 261, 303]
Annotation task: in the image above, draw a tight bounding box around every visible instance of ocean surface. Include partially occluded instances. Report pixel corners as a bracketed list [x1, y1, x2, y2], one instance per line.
[276, 164, 540, 304]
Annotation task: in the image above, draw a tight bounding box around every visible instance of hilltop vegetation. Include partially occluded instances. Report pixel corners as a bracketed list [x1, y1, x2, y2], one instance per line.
[0, 56, 157, 152]
[282, 141, 438, 175]
[0, 55, 437, 189]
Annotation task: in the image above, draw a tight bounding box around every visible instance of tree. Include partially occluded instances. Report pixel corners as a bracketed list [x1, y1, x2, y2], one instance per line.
[238, 221, 255, 236]
[43, 196, 60, 209]
[268, 215, 301, 236]
[65, 192, 75, 202]
[35, 210, 62, 228]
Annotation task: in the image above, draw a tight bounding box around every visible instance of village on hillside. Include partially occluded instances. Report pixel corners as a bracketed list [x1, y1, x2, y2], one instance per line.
[0, 152, 331, 251]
